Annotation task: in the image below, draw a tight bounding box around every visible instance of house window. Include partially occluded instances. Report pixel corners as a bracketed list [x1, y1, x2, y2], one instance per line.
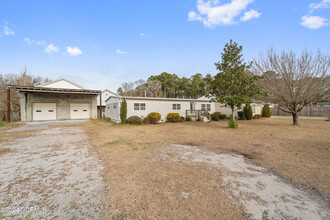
[113, 103, 117, 109]
[172, 104, 181, 110]
[201, 104, 211, 111]
[134, 103, 146, 110]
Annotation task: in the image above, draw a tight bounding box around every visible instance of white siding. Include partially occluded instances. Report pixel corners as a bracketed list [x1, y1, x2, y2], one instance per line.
[40, 79, 82, 89]
[105, 97, 215, 123]
[97, 90, 118, 106]
[105, 97, 121, 122]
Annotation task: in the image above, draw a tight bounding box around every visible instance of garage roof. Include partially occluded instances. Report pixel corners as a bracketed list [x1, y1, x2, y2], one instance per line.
[7, 85, 101, 95]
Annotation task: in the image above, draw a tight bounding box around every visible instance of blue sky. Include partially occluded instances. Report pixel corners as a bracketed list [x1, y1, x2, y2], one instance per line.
[0, 0, 329, 91]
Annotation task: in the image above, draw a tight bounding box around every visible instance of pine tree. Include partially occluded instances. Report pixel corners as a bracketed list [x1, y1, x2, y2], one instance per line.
[209, 40, 264, 122]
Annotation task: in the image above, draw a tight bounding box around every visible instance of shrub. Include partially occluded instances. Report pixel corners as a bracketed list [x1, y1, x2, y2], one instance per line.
[244, 104, 253, 120]
[120, 98, 127, 124]
[143, 117, 149, 124]
[180, 116, 185, 122]
[211, 115, 219, 121]
[253, 114, 262, 119]
[185, 116, 192, 121]
[148, 112, 161, 124]
[213, 112, 221, 116]
[105, 117, 112, 122]
[218, 114, 227, 120]
[126, 116, 143, 124]
[237, 111, 245, 120]
[167, 113, 181, 122]
[228, 119, 238, 128]
[262, 104, 272, 118]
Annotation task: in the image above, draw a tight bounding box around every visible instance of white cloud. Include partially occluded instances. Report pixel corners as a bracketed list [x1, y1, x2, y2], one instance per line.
[309, 0, 330, 12]
[240, 9, 261, 21]
[188, 0, 256, 27]
[66, 46, 82, 56]
[116, 49, 127, 54]
[140, 33, 149, 38]
[300, 15, 327, 29]
[24, 38, 47, 46]
[45, 44, 59, 54]
[36, 41, 46, 46]
[24, 38, 33, 45]
[3, 21, 14, 36]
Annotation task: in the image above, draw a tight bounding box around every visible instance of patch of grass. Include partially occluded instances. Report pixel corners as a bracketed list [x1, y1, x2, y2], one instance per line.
[0, 121, 6, 127]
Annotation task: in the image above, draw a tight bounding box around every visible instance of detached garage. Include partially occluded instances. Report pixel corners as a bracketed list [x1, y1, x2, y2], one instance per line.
[8, 78, 101, 121]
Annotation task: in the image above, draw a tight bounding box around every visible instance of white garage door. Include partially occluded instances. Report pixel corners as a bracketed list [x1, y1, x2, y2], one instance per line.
[70, 103, 90, 119]
[33, 103, 57, 121]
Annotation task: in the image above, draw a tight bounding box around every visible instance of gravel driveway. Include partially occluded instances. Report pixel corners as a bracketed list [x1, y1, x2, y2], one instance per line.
[0, 122, 107, 219]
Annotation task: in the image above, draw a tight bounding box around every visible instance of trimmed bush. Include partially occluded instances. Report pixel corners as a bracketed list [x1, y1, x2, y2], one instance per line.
[244, 104, 253, 120]
[262, 104, 272, 118]
[148, 112, 161, 124]
[253, 114, 262, 119]
[218, 114, 227, 120]
[126, 116, 143, 124]
[237, 111, 245, 120]
[228, 119, 238, 128]
[211, 114, 219, 121]
[143, 117, 149, 124]
[185, 116, 192, 121]
[213, 112, 221, 116]
[105, 117, 112, 122]
[167, 113, 181, 122]
[180, 116, 185, 122]
[120, 98, 127, 124]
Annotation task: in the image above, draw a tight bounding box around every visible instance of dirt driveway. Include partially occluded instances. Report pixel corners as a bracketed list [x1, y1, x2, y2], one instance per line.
[0, 121, 107, 219]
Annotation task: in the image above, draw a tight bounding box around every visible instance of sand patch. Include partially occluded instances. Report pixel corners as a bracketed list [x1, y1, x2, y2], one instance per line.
[160, 144, 329, 219]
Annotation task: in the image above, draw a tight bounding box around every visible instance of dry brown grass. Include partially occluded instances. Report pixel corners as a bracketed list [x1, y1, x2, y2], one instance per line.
[84, 118, 330, 219]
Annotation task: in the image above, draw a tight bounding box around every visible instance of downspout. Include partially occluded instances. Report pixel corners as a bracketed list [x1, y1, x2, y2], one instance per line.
[7, 88, 10, 123]
[99, 93, 102, 118]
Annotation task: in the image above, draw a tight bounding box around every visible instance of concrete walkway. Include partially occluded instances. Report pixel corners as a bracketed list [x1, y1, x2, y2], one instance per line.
[6, 120, 87, 132]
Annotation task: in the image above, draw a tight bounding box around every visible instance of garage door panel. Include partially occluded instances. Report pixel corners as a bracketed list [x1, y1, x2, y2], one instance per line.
[70, 103, 90, 119]
[33, 103, 57, 121]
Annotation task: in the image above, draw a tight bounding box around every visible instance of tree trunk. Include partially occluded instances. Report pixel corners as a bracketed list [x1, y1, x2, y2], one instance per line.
[292, 112, 298, 126]
[231, 107, 235, 121]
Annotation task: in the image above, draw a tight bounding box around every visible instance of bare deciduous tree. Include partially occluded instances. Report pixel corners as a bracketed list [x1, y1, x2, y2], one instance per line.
[253, 49, 330, 125]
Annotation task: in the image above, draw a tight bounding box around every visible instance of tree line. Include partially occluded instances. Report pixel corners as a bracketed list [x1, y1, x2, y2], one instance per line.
[117, 72, 213, 99]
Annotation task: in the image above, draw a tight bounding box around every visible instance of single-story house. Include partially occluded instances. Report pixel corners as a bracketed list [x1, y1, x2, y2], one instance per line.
[97, 89, 118, 117]
[199, 96, 264, 116]
[8, 78, 101, 121]
[105, 95, 216, 123]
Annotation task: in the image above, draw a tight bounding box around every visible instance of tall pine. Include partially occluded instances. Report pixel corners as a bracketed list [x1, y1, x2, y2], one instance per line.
[209, 40, 264, 121]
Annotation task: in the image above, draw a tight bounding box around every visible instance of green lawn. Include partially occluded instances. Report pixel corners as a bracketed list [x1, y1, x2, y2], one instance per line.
[0, 121, 6, 127]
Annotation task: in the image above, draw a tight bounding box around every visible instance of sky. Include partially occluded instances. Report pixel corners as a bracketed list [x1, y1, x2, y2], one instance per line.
[0, 0, 329, 91]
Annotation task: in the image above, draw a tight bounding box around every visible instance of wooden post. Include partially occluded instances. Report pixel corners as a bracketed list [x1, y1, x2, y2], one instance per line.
[99, 93, 102, 118]
[7, 88, 10, 123]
